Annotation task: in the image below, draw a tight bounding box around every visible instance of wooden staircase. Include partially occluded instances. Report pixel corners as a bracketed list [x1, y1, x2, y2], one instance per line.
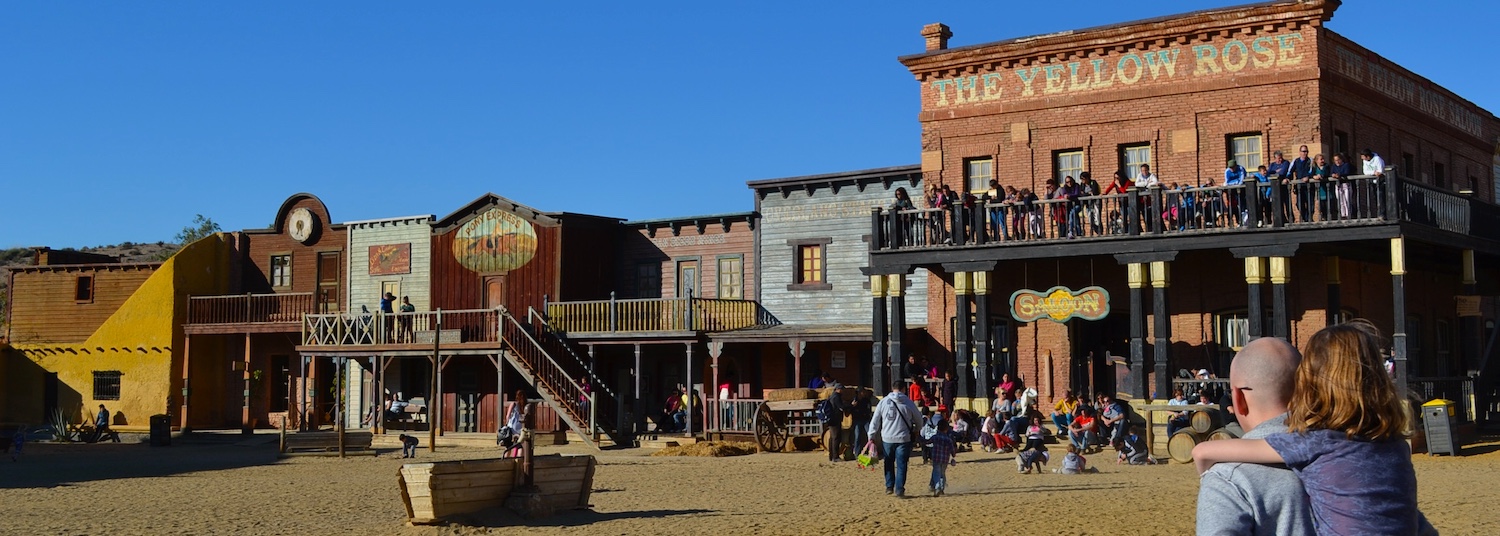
[497, 308, 628, 449]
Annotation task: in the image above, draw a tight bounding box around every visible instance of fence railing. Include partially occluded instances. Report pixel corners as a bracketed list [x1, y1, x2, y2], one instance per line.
[1409, 376, 1476, 423]
[497, 308, 602, 439]
[873, 174, 1417, 250]
[301, 309, 500, 347]
[187, 292, 315, 325]
[705, 398, 762, 434]
[545, 295, 780, 334]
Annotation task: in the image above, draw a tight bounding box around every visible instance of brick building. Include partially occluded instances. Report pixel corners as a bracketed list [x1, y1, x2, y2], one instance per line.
[866, 0, 1500, 421]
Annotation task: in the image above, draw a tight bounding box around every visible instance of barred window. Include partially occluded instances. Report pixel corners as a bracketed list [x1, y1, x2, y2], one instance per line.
[93, 371, 122, 401]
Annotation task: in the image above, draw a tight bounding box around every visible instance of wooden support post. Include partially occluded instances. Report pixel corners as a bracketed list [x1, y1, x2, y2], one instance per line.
[1150, 261, 1171, 399]
[243, 333, 253, 434]
[870, 274, 888, 393]
[1127, 263, 1147, 399]
[888, 274, 906, 387]
[685, 342, 695, 438]
[1460, 250, 1481, 372]
[974, 271, 992, 406]
[953, 271, 972, 400]
[1245, 257, 1266, 338]
[790, 339, 805, 389]
[181, 334, 192, 432]
[1391, 238, 1409, 390]
[1270, 257, 1290, 340]
[1326, 257, 1342, 328]
[338, 357, 346, 458]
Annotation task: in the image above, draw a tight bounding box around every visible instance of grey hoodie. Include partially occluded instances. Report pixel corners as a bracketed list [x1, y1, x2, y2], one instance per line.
[868, 391, 921, 444]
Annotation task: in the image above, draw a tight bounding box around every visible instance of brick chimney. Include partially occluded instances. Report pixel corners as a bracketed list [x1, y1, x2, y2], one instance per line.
[922, 23, 952, 52]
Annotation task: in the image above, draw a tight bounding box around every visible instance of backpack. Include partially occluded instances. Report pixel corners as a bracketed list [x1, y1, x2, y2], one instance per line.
[816, 398, 839, 425]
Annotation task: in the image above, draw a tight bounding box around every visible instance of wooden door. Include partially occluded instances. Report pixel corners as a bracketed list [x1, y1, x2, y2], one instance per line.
[317, 252, 341, 312]
[677, 262, 698, 298]
[484, 275, 506, 309]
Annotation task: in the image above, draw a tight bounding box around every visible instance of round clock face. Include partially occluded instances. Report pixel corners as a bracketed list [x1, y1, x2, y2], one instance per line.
[288, 207, 317, 243]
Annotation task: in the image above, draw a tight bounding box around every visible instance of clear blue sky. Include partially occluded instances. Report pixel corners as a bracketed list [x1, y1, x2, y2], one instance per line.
[3, 1, 1496, 249]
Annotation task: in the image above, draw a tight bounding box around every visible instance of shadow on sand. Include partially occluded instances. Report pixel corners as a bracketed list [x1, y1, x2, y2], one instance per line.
[449, 508, 712, 528]
[2, 438, 280, 489]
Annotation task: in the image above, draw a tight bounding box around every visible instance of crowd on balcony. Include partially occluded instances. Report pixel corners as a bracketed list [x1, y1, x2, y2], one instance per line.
[887, 147, 1392, 247]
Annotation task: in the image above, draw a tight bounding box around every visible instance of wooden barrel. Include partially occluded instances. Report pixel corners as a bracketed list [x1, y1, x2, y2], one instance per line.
[1167, 430, 1204, 463]
[1190, 409, 1221, 434]
[1207, 427, 1239, 441]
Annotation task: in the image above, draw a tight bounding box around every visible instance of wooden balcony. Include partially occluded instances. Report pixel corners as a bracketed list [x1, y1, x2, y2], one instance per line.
[299, 309, 502, 352]
[545, 297, 781, 336]
[868, 174, 1500, 268]
[183, 292, 315, 334]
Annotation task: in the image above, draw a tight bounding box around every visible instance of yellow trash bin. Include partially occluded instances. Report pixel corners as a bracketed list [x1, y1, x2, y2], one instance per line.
[1421, 399, 1456, 417]
[1421, 399, 1458, 456]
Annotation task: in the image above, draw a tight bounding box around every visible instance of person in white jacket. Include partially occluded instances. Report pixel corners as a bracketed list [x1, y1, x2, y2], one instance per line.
[869, 381, 922, 498]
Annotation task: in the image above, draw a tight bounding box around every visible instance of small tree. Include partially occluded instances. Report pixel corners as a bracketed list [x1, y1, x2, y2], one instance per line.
[156, 215, 222, 260]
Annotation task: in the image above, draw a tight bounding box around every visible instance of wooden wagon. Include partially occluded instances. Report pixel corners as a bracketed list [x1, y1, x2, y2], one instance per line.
[753, 387, 864, 453]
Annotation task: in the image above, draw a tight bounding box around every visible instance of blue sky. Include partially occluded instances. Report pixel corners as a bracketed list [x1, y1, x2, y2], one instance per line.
[3, 1, 1496, 249]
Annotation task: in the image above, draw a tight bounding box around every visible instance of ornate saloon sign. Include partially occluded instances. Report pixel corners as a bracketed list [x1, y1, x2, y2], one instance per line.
[1010, 286, 1110, 323]
[452, 208, 539, 274]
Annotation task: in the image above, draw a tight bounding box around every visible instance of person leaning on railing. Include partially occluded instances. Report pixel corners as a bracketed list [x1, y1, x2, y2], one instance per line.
[1328, 153, 1354, 219]
[1310, 153, 1331, 221]
[986, 179, 1009, 241]
[1290, 145, 1315, 222]
[1224, 160, 1246, 226]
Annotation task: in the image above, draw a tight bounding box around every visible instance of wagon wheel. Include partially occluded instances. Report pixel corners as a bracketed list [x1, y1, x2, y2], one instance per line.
[754, 403, 786, 452]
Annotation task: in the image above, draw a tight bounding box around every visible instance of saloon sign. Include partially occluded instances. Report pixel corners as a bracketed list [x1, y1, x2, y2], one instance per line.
[1010, 286, 1110, 323]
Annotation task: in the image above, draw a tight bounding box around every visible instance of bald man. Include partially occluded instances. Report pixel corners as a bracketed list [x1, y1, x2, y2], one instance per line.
[1195, 337, 1314, 535]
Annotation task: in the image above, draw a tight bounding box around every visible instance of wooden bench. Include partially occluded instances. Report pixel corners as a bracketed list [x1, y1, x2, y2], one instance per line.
[386, 400, 429, 430]
[280, 430, 376, 456]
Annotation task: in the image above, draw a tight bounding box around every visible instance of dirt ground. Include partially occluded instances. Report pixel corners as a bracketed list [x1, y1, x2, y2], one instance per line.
[3, 433, 1497, 535]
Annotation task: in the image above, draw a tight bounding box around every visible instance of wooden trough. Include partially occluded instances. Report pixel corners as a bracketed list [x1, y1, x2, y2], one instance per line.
[397, 454, 596, 525]
[280, 430, 375, 456]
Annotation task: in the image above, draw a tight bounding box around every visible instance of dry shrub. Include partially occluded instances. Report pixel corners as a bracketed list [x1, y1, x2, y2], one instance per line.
[650, 441, 760, 457]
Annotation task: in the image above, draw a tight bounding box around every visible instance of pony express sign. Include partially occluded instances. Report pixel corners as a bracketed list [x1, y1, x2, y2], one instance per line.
[1010, 286, 1110, 323]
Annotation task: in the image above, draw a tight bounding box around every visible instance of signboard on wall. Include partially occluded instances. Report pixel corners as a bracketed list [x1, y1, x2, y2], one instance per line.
[452, 208, 538, 273]
[831, 351, 847, 369]
[369, 243, 412, 276]
[1010, 286, 1110, 323]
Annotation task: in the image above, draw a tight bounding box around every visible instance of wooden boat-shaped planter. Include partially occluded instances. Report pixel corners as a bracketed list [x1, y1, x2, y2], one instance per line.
[397, 454, 596, 525]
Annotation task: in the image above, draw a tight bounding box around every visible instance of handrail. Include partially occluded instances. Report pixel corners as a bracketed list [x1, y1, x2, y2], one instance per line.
[873, 174, 1400, 251]
[186, 292, 315, 325]
[545, 296, 779, 334]
[528, 306, 619, 401]
[498, 307, 616, 443]
[301, 308, 498, 346]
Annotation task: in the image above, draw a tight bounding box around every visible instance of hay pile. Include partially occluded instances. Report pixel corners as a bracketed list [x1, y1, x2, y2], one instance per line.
[650, 441, 759, 457]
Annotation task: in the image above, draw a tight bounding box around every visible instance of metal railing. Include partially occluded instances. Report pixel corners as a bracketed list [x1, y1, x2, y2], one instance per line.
[545, 294, 780, 334]
[705, 398, 762, 434]
[873, 174, 1410, 250]
[301, 309, 500, 347]
[187, 292, 315, 325]
[1409, 376, 1475, 423]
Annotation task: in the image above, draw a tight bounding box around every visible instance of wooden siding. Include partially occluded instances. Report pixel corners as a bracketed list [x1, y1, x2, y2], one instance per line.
[6, 264, 156, 344]
[240, 195, 348, 309]
[756, 177, 929, 326]
[430, 209, 560, 316]
[618, 220, 756, 300]
[556, 214, 623, 302]
[348, 217, 433, 313]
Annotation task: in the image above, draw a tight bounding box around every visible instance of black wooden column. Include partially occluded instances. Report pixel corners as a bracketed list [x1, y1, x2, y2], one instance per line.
[889, 274, 907, 386]
[974, 271, 992, 407]
[1128, 263, 1148, 399]
[1460, 250, 1481, 372]
[1150, 261, 1171, 399]
[1326, 256, 1342, 327]
[1391, 238, 1409, 390]
[1270, 256, 1290, 340]
[953, 271, 972, 400]
[1246, 257, 1265, 338]
[870, 274, 888, 392]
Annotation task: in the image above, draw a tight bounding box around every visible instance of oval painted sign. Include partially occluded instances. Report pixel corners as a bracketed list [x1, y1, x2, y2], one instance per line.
[452, 208, 538, 273]
[1010, 286, 1110, 323]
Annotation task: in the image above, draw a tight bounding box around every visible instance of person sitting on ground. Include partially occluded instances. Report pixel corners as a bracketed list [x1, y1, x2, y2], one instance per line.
[1057, 444, 1095, 474]
[950, 409, 974, 452]
[1166, 389, 1192, 437]
[1068, 406, 1100, 452]
[1117, 426, 1155, 465]
[1050, 390, 1080, 436]
[1017, 421, 1049, 474]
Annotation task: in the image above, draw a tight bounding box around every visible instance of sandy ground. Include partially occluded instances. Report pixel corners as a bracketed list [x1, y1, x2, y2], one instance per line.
[3, 433, 1497, 535]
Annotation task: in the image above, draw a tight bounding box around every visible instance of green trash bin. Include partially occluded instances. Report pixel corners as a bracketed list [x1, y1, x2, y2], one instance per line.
[150, 414, 171, 447]
[1420, 399, 1457, 456]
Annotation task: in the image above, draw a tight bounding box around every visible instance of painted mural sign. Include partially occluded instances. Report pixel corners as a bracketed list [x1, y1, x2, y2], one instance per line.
[1010, 286, 1110, 323]
[1329, 43, 1484, 138]
[452, 208, 538, 273]
[928, 32, 1305, 108]
[368, 243, 411, 276]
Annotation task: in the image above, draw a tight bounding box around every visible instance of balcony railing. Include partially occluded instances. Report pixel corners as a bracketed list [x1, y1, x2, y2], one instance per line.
[186, 292, 315, 325]
[871, 174, 1493, 251]
[545, 295, 781, 334]
[301, 309, 500, 347]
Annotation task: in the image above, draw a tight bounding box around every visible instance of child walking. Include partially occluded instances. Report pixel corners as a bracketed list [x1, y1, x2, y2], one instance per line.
[1193, 320, 1434, 534]
[928, 420, 957, 496]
